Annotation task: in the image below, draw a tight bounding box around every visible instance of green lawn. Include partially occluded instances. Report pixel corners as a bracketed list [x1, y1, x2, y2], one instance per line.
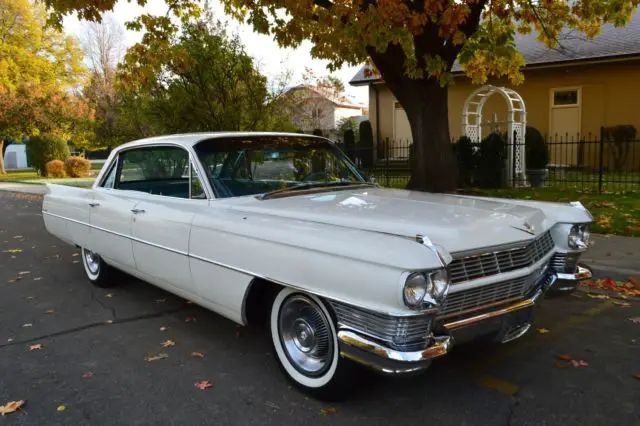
[463, 187, 640, 237]
[0, 170, 95, 188]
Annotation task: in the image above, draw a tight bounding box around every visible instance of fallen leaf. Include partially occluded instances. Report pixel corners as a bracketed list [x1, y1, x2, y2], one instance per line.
[185, 300, 194, 305]
[194, 380, 212, 390]
[144, 353, 168, 362]
[155, 298, 167, 303]
[557, 354, 573, 361]
[537, 328, 550, 334]
[264, 401, 280, 410]
[633, 374, 640, 381]
[7, 338, 13, 343]
[82, 372, 94, 379]
[3, 249, 22, 253]
[105, 320, 113, 324]
[44, 309, 55, 314]
[0, 400, 26, 416]
[29, 344, 42, 351]
[26, 296, 35, 300]
[320, 407, 338, 416]
[612, 301, 631, 308]
[72, 253, 79, 257]
[159, 326, 168, 332]
[57, 405, 66, 412]
[160, 340, 176, 348]
[33, 277, 42, 281]
[191, 351, 205, 358]
[104, 293, 113, 298]
[628, 317, 640, 324]
[185, 316, 197, 323]
[18, 271, 30, 275]
[570, 360, 589, 368]
[586, 293, 610, 300]
[22, 323, 32, 328]
[630, 276, 640, 290]
[72, 260, 79, 264]
[13, 235, 23, 239]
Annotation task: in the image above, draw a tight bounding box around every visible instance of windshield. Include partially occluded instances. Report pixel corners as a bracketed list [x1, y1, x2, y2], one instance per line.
[194, 135, 366, 198]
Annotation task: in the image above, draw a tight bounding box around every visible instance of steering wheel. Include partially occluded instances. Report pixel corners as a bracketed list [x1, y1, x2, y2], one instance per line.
[302, 171, 330, 182]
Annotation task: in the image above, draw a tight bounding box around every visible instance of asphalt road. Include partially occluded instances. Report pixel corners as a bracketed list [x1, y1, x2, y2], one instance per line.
[1, 191, 639, 425]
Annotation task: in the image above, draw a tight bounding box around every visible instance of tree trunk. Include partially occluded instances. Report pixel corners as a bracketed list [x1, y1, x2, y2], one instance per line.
[401, 81, 457, 192]
[0, 140, 6, 175]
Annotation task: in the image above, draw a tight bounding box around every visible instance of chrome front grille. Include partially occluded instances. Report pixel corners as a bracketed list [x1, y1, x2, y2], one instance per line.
[550, 252, 580, 273]
[438, 276, 528, 320]
[449, 231, 555, 283]
[331, 301, 432, 351]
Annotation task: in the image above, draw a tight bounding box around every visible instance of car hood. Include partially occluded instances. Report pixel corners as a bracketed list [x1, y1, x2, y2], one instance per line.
[227, 187, 571, 254]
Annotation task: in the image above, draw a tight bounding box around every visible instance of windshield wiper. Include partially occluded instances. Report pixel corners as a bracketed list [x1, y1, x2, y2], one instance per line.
[259, 181, 374, 200]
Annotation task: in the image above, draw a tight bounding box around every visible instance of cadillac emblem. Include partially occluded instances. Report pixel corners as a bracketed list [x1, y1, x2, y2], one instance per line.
[523, 221, 535, 234]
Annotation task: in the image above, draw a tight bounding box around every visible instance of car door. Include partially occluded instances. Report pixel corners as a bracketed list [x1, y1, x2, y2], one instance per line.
[128, 147, 208, 295]
[88, 156, 139, 270]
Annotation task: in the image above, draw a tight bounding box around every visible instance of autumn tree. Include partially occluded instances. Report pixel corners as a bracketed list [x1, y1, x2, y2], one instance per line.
[0, 0, 87, 173]
[44, 0, 639, 190]
[117, 9, 294, 134]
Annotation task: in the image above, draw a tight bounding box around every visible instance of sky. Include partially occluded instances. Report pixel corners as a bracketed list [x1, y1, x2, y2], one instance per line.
[62, 0, 369, 105]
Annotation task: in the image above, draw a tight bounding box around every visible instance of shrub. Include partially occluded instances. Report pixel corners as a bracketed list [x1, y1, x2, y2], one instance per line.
[64, 156, 92, 177]
[358, 120, 374, 168]
[45, 160, 66, 178]
[525, 126, 549, 169]
[26, 134, 70, 176]
[343, 129, 356, 162]
[477, 132, 507, 188]
[453, 136, 476, 187]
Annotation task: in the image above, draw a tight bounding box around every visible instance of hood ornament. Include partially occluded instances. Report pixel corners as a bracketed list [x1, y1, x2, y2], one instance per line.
[512, 221, 536, 235]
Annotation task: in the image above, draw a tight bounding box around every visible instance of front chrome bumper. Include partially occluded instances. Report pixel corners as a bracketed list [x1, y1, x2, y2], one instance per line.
[337, 267, 590, 375]
[547, 265, 592, 294]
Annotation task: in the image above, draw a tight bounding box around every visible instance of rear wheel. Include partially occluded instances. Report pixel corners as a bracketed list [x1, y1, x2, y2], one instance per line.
[270, 287, 354, 401]
[81, 247, 118, 288]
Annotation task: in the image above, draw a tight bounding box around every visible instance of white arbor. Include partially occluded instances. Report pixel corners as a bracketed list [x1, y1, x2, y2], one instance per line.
[462, 85, 527, 186]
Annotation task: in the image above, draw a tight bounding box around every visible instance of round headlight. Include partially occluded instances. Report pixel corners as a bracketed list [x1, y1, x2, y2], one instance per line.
[568, 224, 590, 250]
[403, 273, 430, 307]
[429, 269, 450, 300]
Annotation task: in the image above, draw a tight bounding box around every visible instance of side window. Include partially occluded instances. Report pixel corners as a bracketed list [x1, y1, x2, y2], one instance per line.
[116, 146, 190, 198]
[190, 163, 206, 199]
[101, 160, 118, 189]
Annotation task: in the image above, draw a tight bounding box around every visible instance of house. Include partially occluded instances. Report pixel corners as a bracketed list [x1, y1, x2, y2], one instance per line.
[285, 85, 367, 137]
[350, 10, 640, 168]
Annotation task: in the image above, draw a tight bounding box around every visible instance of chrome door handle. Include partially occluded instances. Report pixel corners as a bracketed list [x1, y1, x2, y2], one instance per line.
[88, 202, 100, 207]
[131, 208, 146, 214]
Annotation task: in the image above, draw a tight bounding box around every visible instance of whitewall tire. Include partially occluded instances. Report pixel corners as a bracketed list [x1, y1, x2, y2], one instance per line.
[81, 247, 118, 288]
[270, 287, 354, 400]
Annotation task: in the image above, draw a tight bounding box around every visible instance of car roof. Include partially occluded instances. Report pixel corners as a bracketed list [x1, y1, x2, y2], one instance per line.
[116, 132, 327, 151]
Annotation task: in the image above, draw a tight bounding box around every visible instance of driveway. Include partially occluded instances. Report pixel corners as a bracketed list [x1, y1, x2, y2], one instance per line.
[1, 191, 639, 425]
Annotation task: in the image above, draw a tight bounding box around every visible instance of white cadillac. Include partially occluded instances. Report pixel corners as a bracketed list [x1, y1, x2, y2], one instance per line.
[42, 132, 593, 400]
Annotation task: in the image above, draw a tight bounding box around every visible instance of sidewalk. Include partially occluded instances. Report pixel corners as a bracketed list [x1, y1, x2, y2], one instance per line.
[582, 234, 640, 279]
[0, 181, 46, 194]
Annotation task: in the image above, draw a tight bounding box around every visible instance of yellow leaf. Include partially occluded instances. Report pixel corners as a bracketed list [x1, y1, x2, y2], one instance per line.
[320, 407, 338, 416]
[536, 328, 550, 334]
[3, 249, 22, 253]
[160, 340, 176, 348]
[144, 353, 168, 362]
[191, 351, 205, 358]
[586, 293, 610, 299]
[57, 405, 66, 412]
[0, 400, 26, 416]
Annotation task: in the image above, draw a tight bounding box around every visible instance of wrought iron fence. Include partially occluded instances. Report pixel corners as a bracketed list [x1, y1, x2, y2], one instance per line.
[338, 128, 640, 193]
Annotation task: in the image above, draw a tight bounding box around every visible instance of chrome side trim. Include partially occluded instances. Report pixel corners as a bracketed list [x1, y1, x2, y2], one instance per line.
[337, 330, 452, 374]
[43, 211, 423, 318]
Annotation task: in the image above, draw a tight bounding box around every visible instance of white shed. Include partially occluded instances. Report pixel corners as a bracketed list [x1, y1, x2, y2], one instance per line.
[3, 144, 28, 169]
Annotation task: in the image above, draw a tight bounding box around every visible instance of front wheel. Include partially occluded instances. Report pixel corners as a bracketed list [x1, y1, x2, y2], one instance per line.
[270, 287, 354, 401]
[81, 247, 118, 288]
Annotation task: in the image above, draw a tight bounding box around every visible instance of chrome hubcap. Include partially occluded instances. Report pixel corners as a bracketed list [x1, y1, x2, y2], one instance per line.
[83, 249, 100, 274]
[278, 295, 333, 376]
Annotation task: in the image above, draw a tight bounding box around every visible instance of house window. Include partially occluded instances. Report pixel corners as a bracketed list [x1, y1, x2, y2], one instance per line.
[553, 89, 579, 106]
